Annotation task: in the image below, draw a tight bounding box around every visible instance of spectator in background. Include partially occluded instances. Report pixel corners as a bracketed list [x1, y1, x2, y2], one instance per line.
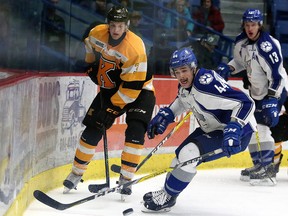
[192, 0, 224, 34]
[129, 11, 142, 37]
[82, 2, 114, 40]
[164, 0, 194, 40]
[118, 0, 130, 8]
[73, 0, 94, 9]
[73, 0, 112, 15]
[95, 0, 111, 17]
[212, 0, 220, 9]
[40, 0, 66, 71]
[157, 0, 172, 22]
[148, 0, 194, 75]
[192, 34, 220, 69]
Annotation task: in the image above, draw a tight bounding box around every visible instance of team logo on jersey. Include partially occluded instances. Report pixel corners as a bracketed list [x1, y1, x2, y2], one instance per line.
[260, 41, 273, 53]
[199, 73, 213, 84]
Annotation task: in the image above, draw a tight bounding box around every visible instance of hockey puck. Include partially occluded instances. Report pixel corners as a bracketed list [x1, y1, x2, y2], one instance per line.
[122, 208, 134, 215]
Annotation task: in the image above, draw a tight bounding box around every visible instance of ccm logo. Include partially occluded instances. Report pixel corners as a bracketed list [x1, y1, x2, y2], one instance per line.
[262, 104, 277, 108]
[159, 110, 170, 116]
[224, 128, 237, 133]
[106, 108, 119, 115]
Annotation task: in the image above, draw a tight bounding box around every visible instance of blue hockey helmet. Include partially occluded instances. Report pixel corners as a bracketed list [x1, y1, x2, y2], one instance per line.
[169, 47, 197, 77]
[242, 9, 263, 25]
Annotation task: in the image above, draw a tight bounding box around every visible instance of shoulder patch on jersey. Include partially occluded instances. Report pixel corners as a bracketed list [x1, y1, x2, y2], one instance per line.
[199, 73, 213, 84]
[260, 41, 273, 53]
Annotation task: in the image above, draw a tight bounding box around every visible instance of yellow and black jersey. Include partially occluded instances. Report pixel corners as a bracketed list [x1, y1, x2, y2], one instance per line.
[84, 24, 154, 109]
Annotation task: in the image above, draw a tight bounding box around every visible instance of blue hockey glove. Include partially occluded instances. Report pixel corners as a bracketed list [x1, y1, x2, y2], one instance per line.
[147, 107, 175, 139]
[222, 122, 243, 157]
[216, 63, 232, 81]
[261, 97, 279, 127]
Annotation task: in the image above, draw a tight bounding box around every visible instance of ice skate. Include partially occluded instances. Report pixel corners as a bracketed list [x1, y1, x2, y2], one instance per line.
[240, 163, 261, 182]
[63, 172, 83, 194]
[143, 189, 166, 202]
[142, 189, 177, 213]
[249, 163, 277, 186]
[118, 174, 132, 201]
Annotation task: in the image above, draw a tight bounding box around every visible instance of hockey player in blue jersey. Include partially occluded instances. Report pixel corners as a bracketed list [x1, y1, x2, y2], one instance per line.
[217, 9, 288, 185]
[142, 47, 257, 212]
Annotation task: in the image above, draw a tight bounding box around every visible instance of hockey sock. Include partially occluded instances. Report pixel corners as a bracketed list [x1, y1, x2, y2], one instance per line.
[121, 142, 143, 180]
[273, 142, 282, 165]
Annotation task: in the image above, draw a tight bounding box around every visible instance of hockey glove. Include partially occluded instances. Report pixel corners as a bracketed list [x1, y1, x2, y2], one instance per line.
[222, 122, 242, 157]
[147, 107, 175, 139]
[271, 113, 288, 142]
[261, 97, 279, 127]
[96, 105, 122, 130]
[216, 63, 232, 81]
[86, 62, 99, 85]
[242, 73, 251, 90]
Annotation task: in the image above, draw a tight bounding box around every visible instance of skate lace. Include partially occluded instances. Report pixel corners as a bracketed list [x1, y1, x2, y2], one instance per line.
[152, 190, 171, 205]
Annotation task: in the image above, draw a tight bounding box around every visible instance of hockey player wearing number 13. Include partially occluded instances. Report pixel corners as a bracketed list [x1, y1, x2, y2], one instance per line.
[63, 6, 155, 197]
[216, 9, 288, 185]
[142, 47, 257, 212]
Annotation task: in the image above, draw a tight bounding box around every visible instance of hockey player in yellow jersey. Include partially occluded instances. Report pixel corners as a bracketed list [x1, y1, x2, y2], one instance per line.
[63, 5, 155, 198]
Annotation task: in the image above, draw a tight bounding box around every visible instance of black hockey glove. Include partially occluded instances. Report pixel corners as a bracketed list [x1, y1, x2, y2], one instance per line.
[86, 62, 99, 85]
[271, 113, 288, 142]
[242, 73, 251, 90]
[95, 104, 122, 130]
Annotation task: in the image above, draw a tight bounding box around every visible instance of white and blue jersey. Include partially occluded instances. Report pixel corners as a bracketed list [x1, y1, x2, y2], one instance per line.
[229, 31, 288, 100]
[168, 68, 257, 162]
[170, 68, 257, 135]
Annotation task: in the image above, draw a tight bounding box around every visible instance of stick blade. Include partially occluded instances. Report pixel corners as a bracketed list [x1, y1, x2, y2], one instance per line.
[33, 190, 67, 210]
[88, 183, 109, 193]
[110, 164, 121, 173]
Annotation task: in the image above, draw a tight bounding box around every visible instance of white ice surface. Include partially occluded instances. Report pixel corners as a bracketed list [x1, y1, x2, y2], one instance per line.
[24, 168, 288, 216]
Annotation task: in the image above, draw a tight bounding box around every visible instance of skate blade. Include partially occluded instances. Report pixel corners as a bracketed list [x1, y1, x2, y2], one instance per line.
[141, 207, 171, 213]
[121, 194, 132, 202]
[250, 177, 277, 186]
[121, 194, 127, 202]
[240, 175, 250, 182]
[63, 187, 72, 194]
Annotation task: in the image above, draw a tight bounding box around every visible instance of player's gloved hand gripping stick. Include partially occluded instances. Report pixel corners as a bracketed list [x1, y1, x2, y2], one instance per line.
[261, 97, 279, 127]
[222, 121, 243, 157]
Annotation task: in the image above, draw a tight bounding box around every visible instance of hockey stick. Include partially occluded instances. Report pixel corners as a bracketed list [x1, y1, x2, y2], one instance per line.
[253, 130, 275, 185]
[110, 112, 192, 174]
[33, 148, 223, 210]
[88, 92, 111, 192]
[88, 128, 110, 192]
